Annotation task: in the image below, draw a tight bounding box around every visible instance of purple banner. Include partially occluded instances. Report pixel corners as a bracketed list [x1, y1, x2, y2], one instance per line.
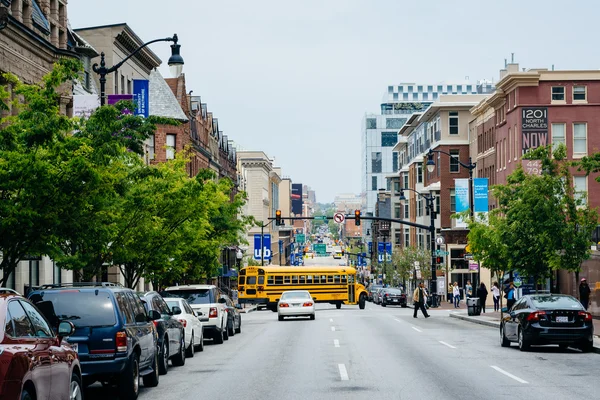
[107, 94, 133, 105]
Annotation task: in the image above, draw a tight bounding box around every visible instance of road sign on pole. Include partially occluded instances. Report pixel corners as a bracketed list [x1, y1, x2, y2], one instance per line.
[296, 234, 306, 244]
[314, 216, 327, 221]
[333, 213, 345, 224]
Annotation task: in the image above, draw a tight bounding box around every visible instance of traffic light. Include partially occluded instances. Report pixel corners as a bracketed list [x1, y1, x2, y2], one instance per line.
[354, 210, 361, 226]
[436, 257, 442, 264]
[275, 210, 282, 226]
[341, 250, 345, 256]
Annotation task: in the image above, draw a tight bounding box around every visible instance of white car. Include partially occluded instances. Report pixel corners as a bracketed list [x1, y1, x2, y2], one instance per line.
[278, 290, 315, 321]
[164, 297, 206, 357]
[162, 285, 229, 344]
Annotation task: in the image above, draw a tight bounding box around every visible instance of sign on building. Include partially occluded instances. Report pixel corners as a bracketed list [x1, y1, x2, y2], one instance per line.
[521, 107, 548, 155]
[253, 234, 272, 260]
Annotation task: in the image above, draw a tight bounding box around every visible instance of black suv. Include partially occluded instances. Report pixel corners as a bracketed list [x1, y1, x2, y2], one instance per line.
[29, 283, 161, 399]
[221, 294, 242, 337]
[138, 291, 186, 374]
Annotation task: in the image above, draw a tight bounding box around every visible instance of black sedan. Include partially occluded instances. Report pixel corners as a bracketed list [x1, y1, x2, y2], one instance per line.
[500, 294, 594, 352]
[380, 288, 407, 307]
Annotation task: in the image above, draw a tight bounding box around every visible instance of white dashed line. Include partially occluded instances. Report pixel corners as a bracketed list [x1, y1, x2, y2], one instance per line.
[394, 318, 402, 323]
[412, 326, 422, 333]
[331, 326, 336, 331]
[333, 339, 340, 348]
[490, 366, 528, 384]
[338, 364, 349, 381]
[439, 341, 456, 349]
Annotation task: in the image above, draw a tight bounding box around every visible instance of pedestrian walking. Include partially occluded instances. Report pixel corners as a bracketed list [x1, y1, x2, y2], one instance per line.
[453, 282, 461, 308]
[505, 282, 516, 310]
[477, 282, 488, 313]
[448, 283, 453, 303]
[465, 280, 473, 298]
[579, 278, 591, 310]
[413, 282, 430, 318]
[491, 282, 500, 312]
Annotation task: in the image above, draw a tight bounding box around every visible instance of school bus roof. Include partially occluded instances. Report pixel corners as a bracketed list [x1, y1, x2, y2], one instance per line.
[241, 266, 357, 274]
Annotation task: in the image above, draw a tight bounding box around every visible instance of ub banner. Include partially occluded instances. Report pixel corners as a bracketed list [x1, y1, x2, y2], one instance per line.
[474, 178, 489, 221]
[133, 79, 149, 118]
[455, 178, 469, 228]
[253, 234, 272, 261]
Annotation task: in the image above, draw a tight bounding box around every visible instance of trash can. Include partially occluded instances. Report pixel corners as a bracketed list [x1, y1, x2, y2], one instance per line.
[467, 297, 481, 316]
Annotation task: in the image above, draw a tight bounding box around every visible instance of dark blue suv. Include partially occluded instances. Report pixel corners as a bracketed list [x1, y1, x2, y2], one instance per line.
[29, 283, 161, 399]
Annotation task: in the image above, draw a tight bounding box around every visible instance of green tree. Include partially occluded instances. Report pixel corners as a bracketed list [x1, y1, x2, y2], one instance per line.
[391, 246, 431, 286]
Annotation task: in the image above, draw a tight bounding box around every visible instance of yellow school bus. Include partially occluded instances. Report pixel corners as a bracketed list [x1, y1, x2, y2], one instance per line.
[238, 266, 368, 311]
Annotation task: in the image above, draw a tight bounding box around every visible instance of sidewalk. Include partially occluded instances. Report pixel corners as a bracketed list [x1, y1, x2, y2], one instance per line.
[449, 310, 600, 353]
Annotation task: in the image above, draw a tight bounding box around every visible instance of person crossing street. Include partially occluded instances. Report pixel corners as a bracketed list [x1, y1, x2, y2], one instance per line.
[413, 282, 430, 318]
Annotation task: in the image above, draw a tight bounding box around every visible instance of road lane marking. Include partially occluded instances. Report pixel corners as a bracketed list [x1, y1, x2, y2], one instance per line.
[338, 364, 349, 381]
[439, 341, 456, 349]
[333, 339, 340, 348]
[412, 326, 422, 333]
[394, 318, 402, 323]
[330, 318, 333, 322]
[490, 366, 528, 384]
[331, 326, 336, 331]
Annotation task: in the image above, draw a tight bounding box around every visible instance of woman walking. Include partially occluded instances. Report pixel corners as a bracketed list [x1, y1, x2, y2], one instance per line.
[491, 282, 500, 312]
[453, 282, 461, 308]
[477, 282, 488, 313]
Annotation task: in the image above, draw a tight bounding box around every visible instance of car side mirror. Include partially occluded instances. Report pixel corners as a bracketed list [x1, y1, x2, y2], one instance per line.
[147, 309, 161, 321]
[57, 321, 75, 339]
[171, 306, 182, 315]
[313, 297, 317, 302]
[198, 316, 209, 322]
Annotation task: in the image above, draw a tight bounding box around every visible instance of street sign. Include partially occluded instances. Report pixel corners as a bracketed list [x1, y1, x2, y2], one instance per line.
[333, 212, 345, 224]
[314, 244, 327, 254]
[514, 278, 522, 287]
[435, 250, 449, 256]
[296, 234, 306, 244]
[314, 216, 327, 221]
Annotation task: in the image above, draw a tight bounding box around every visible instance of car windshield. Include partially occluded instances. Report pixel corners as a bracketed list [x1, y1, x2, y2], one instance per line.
[162, 289, 213, 305]
[530, 295, 583, 310]
[281, 291, 311, 300]
[34, 291, 116, 327]
[386, 289, 402, 295]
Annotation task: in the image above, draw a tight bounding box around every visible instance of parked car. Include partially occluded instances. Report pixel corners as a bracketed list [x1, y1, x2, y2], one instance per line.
[0, 287, 20, 295]
[373, 288, 386, 305]
[368, 285, 383, 302]
[164, 297, 207, 357]
[500, 294, 594, 352]
[220, 294, 242, 337]
[380, 288, 407, 307]
[161, 285, 228, 344]
[28, 282, 160, 399]
[138, 291, 186, 374]
[0, 292, 82, 400]
[278, 290, 315, 321]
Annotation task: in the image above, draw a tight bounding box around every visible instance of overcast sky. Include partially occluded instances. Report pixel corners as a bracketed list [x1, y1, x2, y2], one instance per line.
[69, 0, 600, 203]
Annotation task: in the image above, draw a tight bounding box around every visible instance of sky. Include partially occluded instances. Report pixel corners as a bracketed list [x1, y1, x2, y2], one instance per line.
[69, 0, 600, 203]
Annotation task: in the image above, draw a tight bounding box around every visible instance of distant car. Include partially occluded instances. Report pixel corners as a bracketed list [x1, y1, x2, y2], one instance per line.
[500, 294, 594, 352]
[138, 291, 186, 374]
[278, 290, 315, 321]
[373, 288, 386, 305]
[220, 294, 242, 336]
[161, 285, 229, 344]
[28, 283, 160, 399]
[164, 297, 206, 357]
[0, 293, 82, 400]
[368, 285, 383, 302]
[380, 288, 407, 307]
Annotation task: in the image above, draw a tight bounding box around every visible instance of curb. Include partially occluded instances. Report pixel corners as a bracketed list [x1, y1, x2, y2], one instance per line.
[449, 312, 600, 354]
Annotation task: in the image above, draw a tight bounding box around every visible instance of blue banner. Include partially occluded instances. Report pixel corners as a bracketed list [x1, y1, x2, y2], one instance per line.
[253, 234, 272, 260]
[133, 79, 149, 118]
[368, 242, 373, 254]
[474, 178, 489, 213]
[377, 242, 392, 254]
[455, 178, 469, 228]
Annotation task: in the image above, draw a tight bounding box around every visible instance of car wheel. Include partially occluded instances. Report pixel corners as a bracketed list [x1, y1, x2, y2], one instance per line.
[500, 324, 510, 347]
[382, 301, 387, 307]
[158, 339, 169, 375]
[142, 350, 159, 387]
[172, 334, 186, 366]
[186, 332, 195, 358]
[118, 352, 140, 399]
[70, 373, 83, 400]
[518, 328, 530, 352]
[228, 321, 235, 337]
[196, 330, 205, 352]
[235, 318, 242, 334]
[358, 294, 366, 310]
[336, 302, 342, 309]
[310, 314, 315, 320]
[223, 323, 229, 340]
[21, 388, 34, 400]
[278, 315, 284, 321]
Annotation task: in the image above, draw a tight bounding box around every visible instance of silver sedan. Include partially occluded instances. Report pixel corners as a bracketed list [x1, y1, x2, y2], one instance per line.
[278, 290, 315, 321]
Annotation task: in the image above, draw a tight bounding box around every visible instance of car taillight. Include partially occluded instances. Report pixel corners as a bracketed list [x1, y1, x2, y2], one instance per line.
[116, 331, 127, 352]
[526, 311, 546, 321]
[303, 302, 313, 307]
[209, 307, 218, 318]
[385, 293, 389, 297]
[578, 311, 593, 321]
[178, 319, 187, 328]
[279, 302, 289, 307]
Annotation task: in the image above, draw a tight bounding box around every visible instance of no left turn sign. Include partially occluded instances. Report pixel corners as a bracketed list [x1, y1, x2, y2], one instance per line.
[333, 212, 345, 224]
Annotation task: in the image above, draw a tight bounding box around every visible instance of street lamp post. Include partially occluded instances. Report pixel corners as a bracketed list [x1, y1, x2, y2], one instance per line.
[93, 34, 184, 106]
[399, 188, 438, 307]
[425, 149, 477, 286]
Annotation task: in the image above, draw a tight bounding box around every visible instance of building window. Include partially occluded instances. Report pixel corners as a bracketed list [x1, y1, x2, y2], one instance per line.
[53, 262, 61, 285]
[121, 74, 125, 94]
[392, 152, 399, 172]
[551, 123, 566, 151]
[371, 152, 382, 173]
[147, 134, 155, 160]
[393, 180, 400, 194]
[386, 118, 407, 129]
[417, 230, 424, 249]
[166, 134, 176, 160]
[417, 163, 423, 183]
[127, 79, 132, 94]
[402, 172, 409, 189]
[508, 127, 512, 162]
[552, 86, 565, 101]
[574, 176, 587, 205]
[449, 111, 459, 134]
[395, 229, 401, 245]
[404, 228, 410, 247]
[573, 86, 586, 101]
[366, 118, 377, 129]
[29, 260, 40, 288]
[372, 176, 377, 190]
[417, 199, 423, 217]
[114, 71, 118, 93]
[436, 195, 440, 214]
[394, 203, 401, 219]
[386, 179, 391, 191]
[437, 152, 441, 177]
[404, 203, 409, 219]
[449, 150, 460, 172]
[381, 132, 398, 147]
[573, 123, 587, 156]
[450, 189, 456, 212]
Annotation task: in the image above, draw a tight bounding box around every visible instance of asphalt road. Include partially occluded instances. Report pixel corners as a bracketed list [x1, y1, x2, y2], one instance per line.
[85, 299, 600, 400]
